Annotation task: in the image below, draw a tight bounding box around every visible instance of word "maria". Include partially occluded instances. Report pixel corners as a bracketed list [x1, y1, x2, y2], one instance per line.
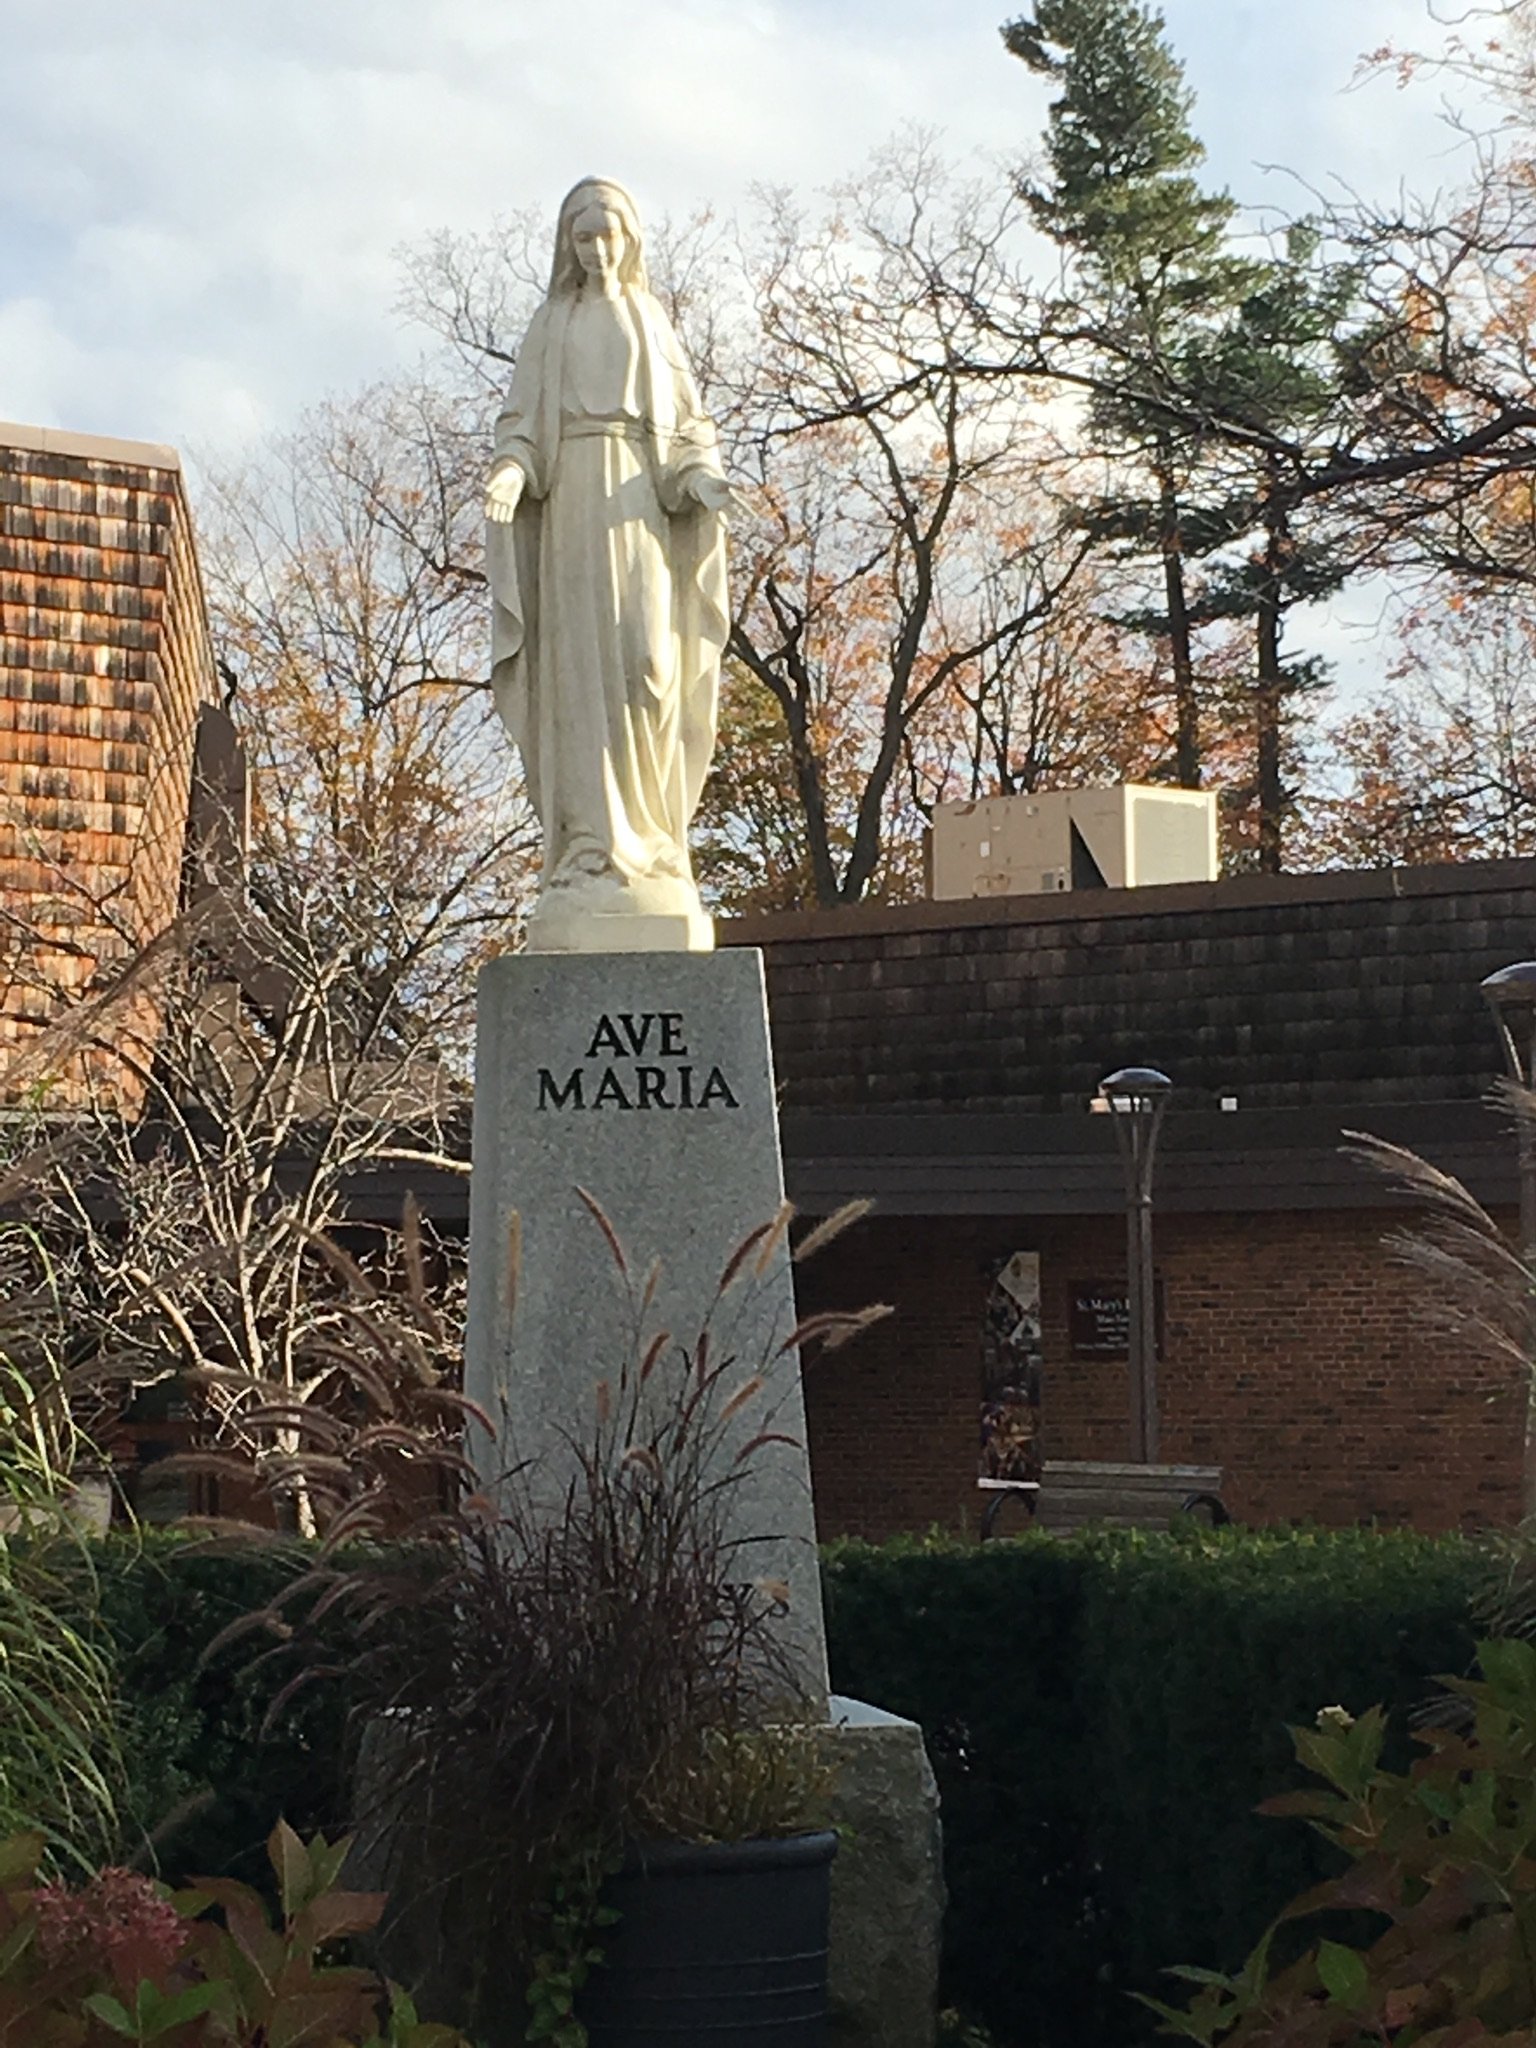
[537, 1064, 740, 1112]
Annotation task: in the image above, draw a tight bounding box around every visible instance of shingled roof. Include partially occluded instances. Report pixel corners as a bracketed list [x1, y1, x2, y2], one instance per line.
[0, 421, 216, 1099]
[719, 861, 1536, 1215]
[724, 861, 1536, 1114]
[340, 860, 1536, 1226]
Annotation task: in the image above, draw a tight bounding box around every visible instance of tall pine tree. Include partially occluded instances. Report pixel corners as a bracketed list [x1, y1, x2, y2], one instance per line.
[1006, 0, 1361, 869]
[1004, 0, 1260, 789]
[1175, 228, 1358, 869]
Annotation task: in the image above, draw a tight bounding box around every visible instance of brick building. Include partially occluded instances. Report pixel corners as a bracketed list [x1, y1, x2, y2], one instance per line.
[0, 420, 217, 1103]
[719, 864, 1536, 1541]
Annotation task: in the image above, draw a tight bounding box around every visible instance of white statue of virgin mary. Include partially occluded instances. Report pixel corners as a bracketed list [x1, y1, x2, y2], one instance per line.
[485, 176, 733, 952]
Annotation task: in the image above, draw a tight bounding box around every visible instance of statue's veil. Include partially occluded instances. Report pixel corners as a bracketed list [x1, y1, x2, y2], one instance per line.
[548, 178, 650, 297]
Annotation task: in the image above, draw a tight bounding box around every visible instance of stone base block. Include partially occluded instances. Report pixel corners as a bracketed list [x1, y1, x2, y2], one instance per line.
[822, 1696, 945, 2048]
[523, 866, 714, 954]
[524, 902, 713, 954]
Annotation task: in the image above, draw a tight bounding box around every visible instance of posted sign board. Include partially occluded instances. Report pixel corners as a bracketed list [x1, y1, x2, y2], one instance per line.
[1069, 1279, 1164, 1360]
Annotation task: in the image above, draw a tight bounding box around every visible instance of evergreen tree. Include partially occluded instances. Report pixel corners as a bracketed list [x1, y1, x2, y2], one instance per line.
[1004, 0, 1260, 789]
[1006, 0, 1362, 869]
[1175, 228, 1359, 869]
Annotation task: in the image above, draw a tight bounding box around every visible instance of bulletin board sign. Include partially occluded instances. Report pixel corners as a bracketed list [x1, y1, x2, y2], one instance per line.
[1069, 1279, 1164, 1360]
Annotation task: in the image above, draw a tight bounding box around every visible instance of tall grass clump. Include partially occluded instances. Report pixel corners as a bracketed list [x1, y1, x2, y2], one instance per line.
[222, 1195, 878, 2041]
[0, 1211, 124, 1867]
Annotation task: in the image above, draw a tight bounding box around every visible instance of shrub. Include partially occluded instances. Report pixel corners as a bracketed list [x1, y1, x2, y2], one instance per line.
[0, 1819, 472, 2045]
[89, 1524, 1487, 2046]
[88, 1531, 360, 1884]
[823, 1525, 1484, 2048]
[1152, 1637, 1536, 2043]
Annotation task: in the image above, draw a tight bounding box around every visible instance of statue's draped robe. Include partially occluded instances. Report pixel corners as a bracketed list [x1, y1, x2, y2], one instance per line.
[486, 290, 729, 894]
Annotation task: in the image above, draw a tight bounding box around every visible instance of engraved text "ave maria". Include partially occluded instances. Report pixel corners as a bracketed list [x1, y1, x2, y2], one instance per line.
[536, 1011, 741, 1112]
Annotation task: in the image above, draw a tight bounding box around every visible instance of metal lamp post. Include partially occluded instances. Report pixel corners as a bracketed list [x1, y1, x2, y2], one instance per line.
[1480, 963, 1536, 1517]
[1100, 1066, 1173, 1463]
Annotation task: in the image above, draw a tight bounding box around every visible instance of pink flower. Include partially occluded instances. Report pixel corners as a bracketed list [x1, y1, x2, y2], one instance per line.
[34, 1867, 187, 1990]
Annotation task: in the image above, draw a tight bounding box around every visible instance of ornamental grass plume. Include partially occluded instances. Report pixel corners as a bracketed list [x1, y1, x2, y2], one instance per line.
[1349, 1096, 1536, 1659]
[1347, 1107, 1536, 1398]
[223, 1198, 884, 2041]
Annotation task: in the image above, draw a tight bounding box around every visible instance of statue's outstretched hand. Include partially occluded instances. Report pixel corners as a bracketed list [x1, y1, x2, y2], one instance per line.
[485, 464, 525, 524]
[687, 472, 744, 521]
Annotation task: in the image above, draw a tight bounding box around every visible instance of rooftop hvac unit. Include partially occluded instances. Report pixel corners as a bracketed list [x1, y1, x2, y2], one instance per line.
[930, 784, 1218, 901]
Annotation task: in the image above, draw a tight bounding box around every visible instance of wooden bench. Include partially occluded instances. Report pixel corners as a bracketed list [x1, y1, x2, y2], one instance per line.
[978, 1476, 1040, 1539]
[1035, 1460, 1227, 1533]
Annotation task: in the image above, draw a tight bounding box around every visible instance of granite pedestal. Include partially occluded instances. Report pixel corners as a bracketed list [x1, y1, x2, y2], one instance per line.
[463, 945, 827, 1706]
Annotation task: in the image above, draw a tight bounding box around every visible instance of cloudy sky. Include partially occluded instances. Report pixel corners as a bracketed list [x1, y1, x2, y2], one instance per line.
[1, 0, 1474, 468]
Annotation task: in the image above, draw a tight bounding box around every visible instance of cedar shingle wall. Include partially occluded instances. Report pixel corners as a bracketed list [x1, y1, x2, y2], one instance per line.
[727, 863, 1536, 1113]
[0, 432, 215, 1100]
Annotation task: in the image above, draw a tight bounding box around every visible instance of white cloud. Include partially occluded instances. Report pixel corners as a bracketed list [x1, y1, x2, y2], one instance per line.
[0, 296, 92, 429]
[0, 1, 1472, 484]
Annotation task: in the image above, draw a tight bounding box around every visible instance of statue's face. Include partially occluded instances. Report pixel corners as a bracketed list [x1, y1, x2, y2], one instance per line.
[571, 203, 626, 287]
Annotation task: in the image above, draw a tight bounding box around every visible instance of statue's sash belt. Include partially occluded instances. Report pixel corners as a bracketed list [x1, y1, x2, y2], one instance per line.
[560, 416, 649, 443]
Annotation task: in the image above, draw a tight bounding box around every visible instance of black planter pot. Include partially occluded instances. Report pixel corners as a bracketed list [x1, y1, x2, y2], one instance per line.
[577, 1829, 837, 2045]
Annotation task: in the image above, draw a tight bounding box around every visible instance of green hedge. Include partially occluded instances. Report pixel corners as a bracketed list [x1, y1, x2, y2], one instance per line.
[90, 1532, 358, 1886]
[83, 1527, 1485, 2045]
[823, 1526, 1484, 2048]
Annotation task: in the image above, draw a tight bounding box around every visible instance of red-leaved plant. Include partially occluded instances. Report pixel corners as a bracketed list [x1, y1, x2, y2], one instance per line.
[0, 1819, 471, 2046]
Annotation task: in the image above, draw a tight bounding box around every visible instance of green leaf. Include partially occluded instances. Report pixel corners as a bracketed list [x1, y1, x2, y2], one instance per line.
[269, 1816, 310, 1918]
[81, 1990, 137, 2037]
[307, 1831, 351, 1899]
[142, 1979, 224, 2039]
[0, 1833, 45, 1886]
[1131, 1993, 1226, 2044]
[1315, 1939, 1369, 2008]
[1478, 1634, 1536, 1703]
[1416, 1780, 1458, 1822]
[0, 1911, 36, 1979]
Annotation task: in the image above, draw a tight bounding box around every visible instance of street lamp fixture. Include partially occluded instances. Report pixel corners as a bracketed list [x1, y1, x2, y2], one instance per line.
[1099, 1065, 1172, 1464]
[1481, 963, 1536, 1519]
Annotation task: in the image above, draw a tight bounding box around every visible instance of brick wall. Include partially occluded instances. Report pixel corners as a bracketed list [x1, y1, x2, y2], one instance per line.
[800, 1206, 1524, 1542]
[0, 424, 215, 1101]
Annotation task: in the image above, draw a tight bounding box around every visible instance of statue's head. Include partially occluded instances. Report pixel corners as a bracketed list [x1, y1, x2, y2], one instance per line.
[549, 178, 648, 297]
